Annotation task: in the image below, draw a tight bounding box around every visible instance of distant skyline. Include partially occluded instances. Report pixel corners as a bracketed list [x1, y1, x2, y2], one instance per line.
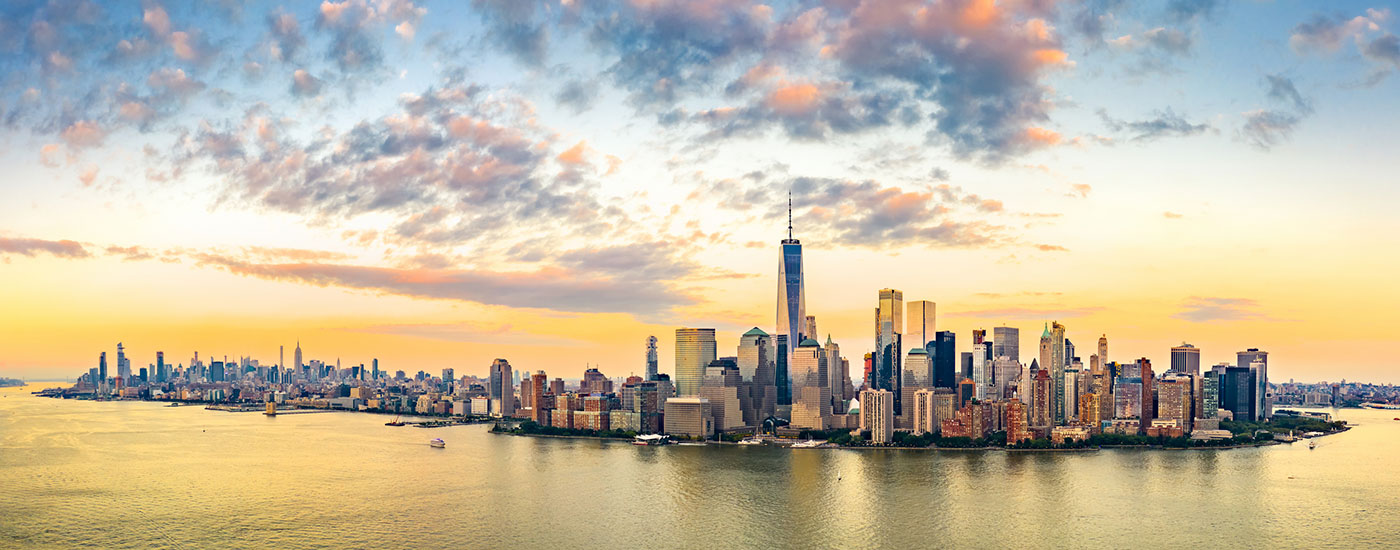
[3, 1, 1400, 383]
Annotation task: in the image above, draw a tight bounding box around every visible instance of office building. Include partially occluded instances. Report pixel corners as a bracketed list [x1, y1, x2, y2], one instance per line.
[825, 335, 844, 414]
[1158, 372, 1194, 432]
[932, 331, 956, 389]
[907, 300, 936, 351]
[776, 198, 806, 406]
[664, 397, 713, 439]
[1138, 358, 1155, 433]
[1031, 369, 1052, 427]
[489, 358, 515, 417]
[1050, 322, 1066, 424]
[737, 328, 776, 426]
[875, 288, 904, 413]
[912, 388, 939, 435]
[700, 364, 744, 431]
[789, 339, 831, 430]
[1170, 343, 1201, 376]
[1221, 366, 1257, 421]
[993, 326, 1019, 363]
[675, 328, 717, 397]
[1238, 348, 1269, 420]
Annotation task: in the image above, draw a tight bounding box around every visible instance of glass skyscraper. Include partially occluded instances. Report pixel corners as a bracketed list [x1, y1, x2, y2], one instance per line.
[776, 199, 805, 406]
[876, 288, 903, 413]
[675, 328, 717, 397]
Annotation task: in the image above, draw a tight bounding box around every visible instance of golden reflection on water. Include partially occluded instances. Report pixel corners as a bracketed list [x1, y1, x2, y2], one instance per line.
[2, 382, 1398, 549]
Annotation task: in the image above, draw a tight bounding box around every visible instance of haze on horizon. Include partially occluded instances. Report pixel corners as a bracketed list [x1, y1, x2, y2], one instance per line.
[2, 0, 1398, 384]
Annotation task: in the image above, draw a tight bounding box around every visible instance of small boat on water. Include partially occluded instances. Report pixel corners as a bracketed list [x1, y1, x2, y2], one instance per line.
[385, 415, 404, 426]
[429, 438, 446, 448]
[633, 434, 668, 446]
[1308, 441, 1316, 450]
[737, 438, 763, 446]
[791, 440, 823, 449]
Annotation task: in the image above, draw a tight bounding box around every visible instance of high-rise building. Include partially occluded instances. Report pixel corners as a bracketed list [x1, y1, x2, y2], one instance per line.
[875, 288, 904, 413]
[664, 397, 714, 439]
[294, 341, 303, 372]
[776, 196, 806, 407]
[645, 336, 659, 381]
[1050, 322, 1066, 424]
[116, 343, 131, 381]
[1220, 366, 1256, 421]
[700, 364, 744, 431]
[156, 351, 166, 383]
[1098, 334, 1108, 366]
[675, 328, 717, 397]
[904, 348, 931, 388]
[1031, 368, 1052, 427]
[489, 358, 515, 417]
[1137, 358, 1155, 433]
[932, 331, 956, 388]
[98, 352, 107, 383]
[993, 326, 1019, 362]
[824, 335, 843, 414]
[912, 388, 939, 435]
[1238, 348, 1269, 420]
[1171, 343, 1201, 376]
[737, 328, 776, 426]
[789, 338, 831, 430]
[1203, 364, 1225, 418]
[1006, 400, 1031, 444]
[859, 389, 894, 444]
[972, 342, 990, 401]
[1158, 373, 1193, 432]
[906, 300, 936, 351]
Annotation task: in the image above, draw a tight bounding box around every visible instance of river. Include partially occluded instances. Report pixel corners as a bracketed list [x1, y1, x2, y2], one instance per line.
[2, 382, 1397, 548]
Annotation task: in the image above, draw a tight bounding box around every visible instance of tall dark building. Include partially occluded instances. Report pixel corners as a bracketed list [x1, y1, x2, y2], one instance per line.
[932, 331, 957, 388]
[1220, 366, 1257, 421]
[645, 335, 659, 381]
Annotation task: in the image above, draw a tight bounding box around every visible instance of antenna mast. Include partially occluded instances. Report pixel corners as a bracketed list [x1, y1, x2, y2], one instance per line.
[787, 191, 793, 240]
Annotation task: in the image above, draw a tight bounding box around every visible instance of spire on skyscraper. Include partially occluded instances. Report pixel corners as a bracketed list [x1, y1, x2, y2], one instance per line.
[787, 190, 793, 240]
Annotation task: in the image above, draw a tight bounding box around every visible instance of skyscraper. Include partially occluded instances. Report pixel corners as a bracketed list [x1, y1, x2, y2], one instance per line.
[294, 341, 303, 372]
[789, 338, 830, 430]
[776, 195, 806, 406]
[675, 328, 717, 397]
[98, 352, 107, 383]
[859, 389, 894, 444]
[932, 331, 956, 389]
[1137, 358, 1155, 433]
[116, 343, 130, 381]
[645, 336, 659, 381]
[1171, 343, 1201, 376]
[993, 326, 1019, 362]
[824, 335, 843, 413]
[906, 300, 936, 351]
[1098, 334, 1108, 367]
[875, 288, 904, 413]
[489, 358, 514, 416]
[1238, 348, 1269, 420]
[1051, 321, 1066, 424]
[156, 351, 166, 383]
[737, 328, 776, 426]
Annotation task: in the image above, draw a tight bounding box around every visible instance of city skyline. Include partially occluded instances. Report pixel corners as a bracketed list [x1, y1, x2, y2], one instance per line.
[4, 1, 1400, 383]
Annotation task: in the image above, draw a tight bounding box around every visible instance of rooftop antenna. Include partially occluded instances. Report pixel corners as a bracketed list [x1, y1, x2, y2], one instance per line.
[787, 191, 793, 240]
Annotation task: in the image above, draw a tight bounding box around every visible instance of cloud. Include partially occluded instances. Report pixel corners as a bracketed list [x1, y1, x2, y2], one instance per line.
[60, 120, 106, 149]
[0, 237, 90, 259]
[193, 254, 699, 316]
[1289, 12, 1382, 53]
[1238, 110, 1301, 150]
[1165, 0, 1222, 23]
[104, 245, 153, 261]
[291, 69, 323, 96]
[1066, 183, 1092, 198]
[1172, 296, 1274, 322]
[471, 0, 550, 66]
[266, 9, 306, 61]
[1034, 244, 1068, 252]
[1265, 74, 1312, 114]
[1097, 108, 1211, 142]
[1163, 211, 1183, 219]
[701, 175, 1009, 249]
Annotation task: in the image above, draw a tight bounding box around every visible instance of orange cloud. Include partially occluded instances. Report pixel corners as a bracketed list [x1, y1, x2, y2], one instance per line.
[961, 0, 1000, 28]
[1033, 48, 1070, 66]
[557, 140, 589, 166]
[766, 83, 823, 116]
[1024, 126, 1062, 146]
[60, 120, 106, 149]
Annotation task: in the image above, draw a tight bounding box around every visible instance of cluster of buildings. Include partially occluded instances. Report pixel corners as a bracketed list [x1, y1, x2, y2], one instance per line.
[66, 203, 1297, 446]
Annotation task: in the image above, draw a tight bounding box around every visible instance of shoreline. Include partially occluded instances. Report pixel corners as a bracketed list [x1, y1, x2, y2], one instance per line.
[491, 428, 1349, 452]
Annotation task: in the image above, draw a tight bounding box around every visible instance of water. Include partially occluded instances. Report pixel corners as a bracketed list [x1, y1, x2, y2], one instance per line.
[2, 382, 1398, 549]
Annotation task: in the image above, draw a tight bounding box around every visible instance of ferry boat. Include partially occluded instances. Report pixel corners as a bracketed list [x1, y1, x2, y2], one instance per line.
[633, 434, 668, 446]
[429, 438, 446, 448]
[737, 438, 763, 446]
[791, 440, 823, 449]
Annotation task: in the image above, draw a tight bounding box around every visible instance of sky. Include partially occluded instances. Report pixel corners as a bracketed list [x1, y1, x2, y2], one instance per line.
[2, 0, 1399, 384]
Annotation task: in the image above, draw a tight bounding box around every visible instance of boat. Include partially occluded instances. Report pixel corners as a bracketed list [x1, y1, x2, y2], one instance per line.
[675, 441, 707, 446]
[633, 434, 668, 446]
[385, 415, 404, 426]
[737, 438, 763, 446]
[1308, 441, 1316, 450]
[429, 438, 446, 448]
[791, 440, 823, 449]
